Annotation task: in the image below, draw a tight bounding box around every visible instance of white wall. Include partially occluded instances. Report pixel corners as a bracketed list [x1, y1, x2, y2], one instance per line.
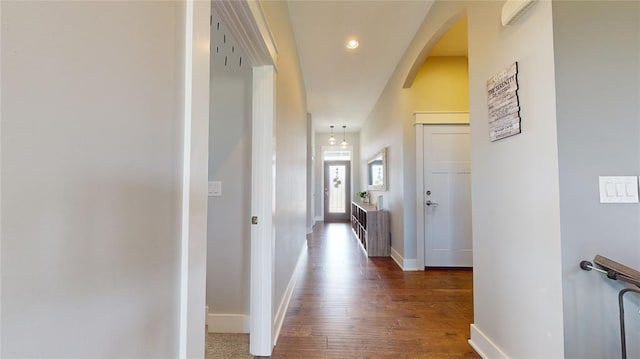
[553, 2, 640, 358]
[313, 132, 360, 221]
[360, 95, 407, 257]
[466, 2, 564, 357]
[2, 2, 186, 356]
[259, 0, 309, 330]
[206, 12, 252, 331]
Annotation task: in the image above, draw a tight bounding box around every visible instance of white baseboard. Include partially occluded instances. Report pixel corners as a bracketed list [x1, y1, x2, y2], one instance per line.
[390, 247, 419, 271]
[273, 240, 308, 346]
[469, 324, 509, 359]
[207, 314, 250, 333]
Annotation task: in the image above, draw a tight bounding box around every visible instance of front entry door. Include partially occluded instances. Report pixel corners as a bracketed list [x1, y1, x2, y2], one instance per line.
[324, 161, 351, 222]
[423, 125, 472, 267]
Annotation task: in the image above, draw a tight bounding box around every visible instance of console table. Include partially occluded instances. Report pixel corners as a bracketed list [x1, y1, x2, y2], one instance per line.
[350, 201, 390, 257]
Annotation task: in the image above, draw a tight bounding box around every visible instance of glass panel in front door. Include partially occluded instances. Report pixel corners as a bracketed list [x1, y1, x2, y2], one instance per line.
[328, 165, 346, 214]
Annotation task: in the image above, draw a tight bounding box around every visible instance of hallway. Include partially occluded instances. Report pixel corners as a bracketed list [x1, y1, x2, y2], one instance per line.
[269, 222, 479, 358]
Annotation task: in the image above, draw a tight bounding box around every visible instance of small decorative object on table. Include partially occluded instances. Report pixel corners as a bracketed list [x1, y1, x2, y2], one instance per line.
[357, 191, 370, 204]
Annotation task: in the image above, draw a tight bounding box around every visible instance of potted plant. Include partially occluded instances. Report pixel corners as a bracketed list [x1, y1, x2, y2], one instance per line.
[357, 191, 369, 204]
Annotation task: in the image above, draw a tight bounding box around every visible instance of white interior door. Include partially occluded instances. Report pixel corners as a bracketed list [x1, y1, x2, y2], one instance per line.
[249, 66, 275, 355]
[423, 125, 472, 267]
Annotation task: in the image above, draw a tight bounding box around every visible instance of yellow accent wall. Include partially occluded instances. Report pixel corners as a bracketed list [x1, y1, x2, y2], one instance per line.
[411, 56, 469, 112]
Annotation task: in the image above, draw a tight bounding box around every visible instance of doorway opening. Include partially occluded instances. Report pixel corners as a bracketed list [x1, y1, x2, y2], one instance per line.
[206, 5, 277, 357]
[323, 160, 351, 222]
[322, 149, 352, 222]
[206, 6, 253, 341]
[410, 15, 472, 269]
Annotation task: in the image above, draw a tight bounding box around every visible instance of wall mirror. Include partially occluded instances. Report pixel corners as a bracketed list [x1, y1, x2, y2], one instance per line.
[367, 147, 387, 191]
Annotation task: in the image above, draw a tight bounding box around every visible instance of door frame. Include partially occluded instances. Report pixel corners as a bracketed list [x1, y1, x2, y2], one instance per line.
[415, 112, 469, 269]
[323, 160, 352, 222]
[197, 1, 278, 357]
[319, 146, 353, 221]
[179, 1, 211, 357]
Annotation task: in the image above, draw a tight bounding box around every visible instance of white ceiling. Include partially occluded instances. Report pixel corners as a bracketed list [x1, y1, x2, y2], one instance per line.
[287, 1, 435, 132]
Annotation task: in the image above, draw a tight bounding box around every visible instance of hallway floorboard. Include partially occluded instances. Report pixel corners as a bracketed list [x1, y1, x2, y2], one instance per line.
[267, 222, 479, 358]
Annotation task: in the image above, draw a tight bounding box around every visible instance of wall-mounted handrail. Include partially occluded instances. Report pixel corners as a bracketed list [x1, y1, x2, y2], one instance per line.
[580, 259, 640, 287]
[580, 255, 640, 359]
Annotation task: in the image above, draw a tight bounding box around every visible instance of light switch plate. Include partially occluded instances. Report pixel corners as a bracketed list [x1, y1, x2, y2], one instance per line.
[598, 176, 638, 203]
[208, 181, 222, 197]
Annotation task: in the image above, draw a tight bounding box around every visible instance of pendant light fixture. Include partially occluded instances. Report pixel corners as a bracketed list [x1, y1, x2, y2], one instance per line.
[340, 125, 348, 149]
[328, 125, 337, 145]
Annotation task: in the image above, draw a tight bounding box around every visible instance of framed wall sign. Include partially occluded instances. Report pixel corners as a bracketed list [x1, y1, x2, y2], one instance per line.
[487, 62, 520, 141]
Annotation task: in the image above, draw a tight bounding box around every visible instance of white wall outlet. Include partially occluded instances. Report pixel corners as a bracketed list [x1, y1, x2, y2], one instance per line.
[598, 176, 639, 203]
[208, 181, 222, 197]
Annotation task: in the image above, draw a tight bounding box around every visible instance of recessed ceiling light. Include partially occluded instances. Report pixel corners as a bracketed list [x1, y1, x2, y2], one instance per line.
[346, 39, 359, 49]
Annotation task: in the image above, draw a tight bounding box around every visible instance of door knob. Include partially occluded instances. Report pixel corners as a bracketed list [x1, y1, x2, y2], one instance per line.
[425, 200, 439, 206]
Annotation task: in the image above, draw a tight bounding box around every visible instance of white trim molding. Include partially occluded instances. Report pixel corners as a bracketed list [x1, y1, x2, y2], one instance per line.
[390, 247, 419, 271]
[179, 1, 210, 358]
[415, 125, 426, 270]
[211, 0, 278, 68]
[414, 111, 469, 125]
[207, 314, 250, 334]
[469, 324, 510, 359]
[273, 241, 308, 346]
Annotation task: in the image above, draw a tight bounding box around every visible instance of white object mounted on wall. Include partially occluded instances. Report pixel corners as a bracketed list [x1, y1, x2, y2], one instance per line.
[208, 181, 222, 197]
[487, 62, 521, 141]
[501, 0, 536, 26]
[598, 176, 639, 204]
[367, 147, 387, 191]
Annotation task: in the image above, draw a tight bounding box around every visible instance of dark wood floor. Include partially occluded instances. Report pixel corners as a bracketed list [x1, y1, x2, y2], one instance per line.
[267, 222, 479, 358]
